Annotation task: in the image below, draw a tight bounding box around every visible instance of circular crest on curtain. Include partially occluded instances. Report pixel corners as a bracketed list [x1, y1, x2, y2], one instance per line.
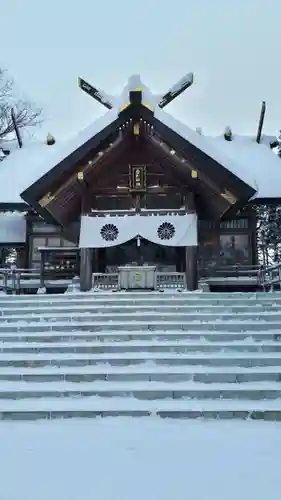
[157, 222, 175, 240]
[100, 223, 119, 241]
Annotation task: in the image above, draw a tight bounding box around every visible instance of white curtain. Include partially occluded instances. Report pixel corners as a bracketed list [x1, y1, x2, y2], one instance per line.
[79, 213, 197, 248]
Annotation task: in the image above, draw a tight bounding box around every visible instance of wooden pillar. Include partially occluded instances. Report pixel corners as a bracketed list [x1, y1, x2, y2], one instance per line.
[185, 246, 198, 291]
[92, 248, 98, 273]
[176, 247, 184, 272]
[99, 248, 106, 273]
[16, 247, 27, 268]
[80, 248, 93, 291]
[25, 210, 34, 268]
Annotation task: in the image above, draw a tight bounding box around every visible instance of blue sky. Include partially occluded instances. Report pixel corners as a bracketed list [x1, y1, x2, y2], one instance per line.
[1, 0, 280, 140]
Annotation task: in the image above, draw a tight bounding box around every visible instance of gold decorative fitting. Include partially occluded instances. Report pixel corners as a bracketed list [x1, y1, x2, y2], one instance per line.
[77, 171, 84, 182]
[143, 103, 154, 111]
[135, 169, 141, 187]
[46, 133, 55, 146]
[133, 123, 140, 136]
[221, 189, 237, 204]
[191, 170, 198, 178]
[119, 103, 130, 113]
[38, 192, 55, 207]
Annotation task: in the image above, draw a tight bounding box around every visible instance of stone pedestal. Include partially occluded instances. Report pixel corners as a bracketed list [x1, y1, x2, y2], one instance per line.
[80, 248, 93, 292]
[185, 246, 198, 291]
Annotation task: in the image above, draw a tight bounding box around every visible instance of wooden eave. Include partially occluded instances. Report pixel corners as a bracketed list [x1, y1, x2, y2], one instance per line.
[20, 114, 124, 220]
[249, 196, 281, 206]
[0, 202, 28, 211]
[19, 101, 259, 226]
[38, 134, 133, 225]
[143, 135, 231, 219]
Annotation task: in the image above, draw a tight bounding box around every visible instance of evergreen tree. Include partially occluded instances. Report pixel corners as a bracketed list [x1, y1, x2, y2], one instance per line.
[254, 204, 281, 265]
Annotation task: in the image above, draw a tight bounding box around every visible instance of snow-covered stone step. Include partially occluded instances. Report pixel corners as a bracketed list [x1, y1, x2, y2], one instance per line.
[0, 380, 278, 401]
[2, 311, 281, 323]
[0, 396, 279, 421]
[0, 352, 281, 367]
[1, 340, 281, 354]
[1, 303, 279, 316]
[0, 364, 279, 383]
[0, 290, 280, 421]
[0, 292, 281, 308]
[0, 321, 281, 333]
[1, 291, 276, 301]
[0, 330, 277, 343]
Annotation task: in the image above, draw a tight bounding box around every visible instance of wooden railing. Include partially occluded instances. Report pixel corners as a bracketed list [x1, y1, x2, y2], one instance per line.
[92, 273, 119, 290]
[258, 263, 281, 291]
[0, 268, 40, 294]
[202, 264, 261, 278]
[0, 266, 73, 294]
[156, 272, 186, 290]
[2, 264, 278, 294]
[91, 272, 186, 291]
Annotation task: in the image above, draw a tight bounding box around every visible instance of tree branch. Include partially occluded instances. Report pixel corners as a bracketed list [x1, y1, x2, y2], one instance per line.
[0, 68, 42, 143]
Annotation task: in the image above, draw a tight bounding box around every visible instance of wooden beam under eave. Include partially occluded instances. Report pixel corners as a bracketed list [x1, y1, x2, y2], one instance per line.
[146, 136, 239, 220]
[39, 138, 131, 225]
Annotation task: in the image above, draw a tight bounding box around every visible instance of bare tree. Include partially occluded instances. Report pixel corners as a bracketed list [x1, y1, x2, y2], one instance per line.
[0, 68, 42, 142]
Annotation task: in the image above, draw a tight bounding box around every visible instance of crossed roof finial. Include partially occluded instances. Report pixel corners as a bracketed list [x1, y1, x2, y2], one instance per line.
[78, 73, 194, 111]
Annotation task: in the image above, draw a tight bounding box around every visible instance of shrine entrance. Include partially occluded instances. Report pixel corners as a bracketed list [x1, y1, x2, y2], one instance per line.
[95, 238, 185, 273]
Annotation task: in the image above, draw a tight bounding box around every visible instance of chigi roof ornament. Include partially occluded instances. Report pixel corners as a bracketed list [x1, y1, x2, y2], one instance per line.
[78, 72, 194, 114]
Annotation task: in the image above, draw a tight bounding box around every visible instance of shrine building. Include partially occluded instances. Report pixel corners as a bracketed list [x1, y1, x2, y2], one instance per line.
[0, 73, 281, 292]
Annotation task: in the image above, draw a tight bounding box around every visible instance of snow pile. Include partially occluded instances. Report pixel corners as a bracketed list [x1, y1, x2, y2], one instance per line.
[0, 418, 280, 500]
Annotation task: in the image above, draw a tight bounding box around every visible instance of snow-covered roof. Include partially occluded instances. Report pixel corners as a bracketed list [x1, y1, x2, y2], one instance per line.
[208, 136, 281, 199]
[207, 133, 276, 147]
[0, 73, 280, 205]
[155, 108, 281, 199]
[0, 109, 117, 204]
[0, 213, 26, 243]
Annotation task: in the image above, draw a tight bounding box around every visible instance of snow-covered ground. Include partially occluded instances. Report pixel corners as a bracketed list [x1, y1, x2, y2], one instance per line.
[1, 418, 281, 500]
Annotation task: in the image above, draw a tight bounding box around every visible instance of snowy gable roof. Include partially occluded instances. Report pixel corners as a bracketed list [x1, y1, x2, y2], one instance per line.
[0, 72, 280, 207]
[155, 108, 281, 200]
[0, 109, 118, 205]
[208, 136, 281, 200]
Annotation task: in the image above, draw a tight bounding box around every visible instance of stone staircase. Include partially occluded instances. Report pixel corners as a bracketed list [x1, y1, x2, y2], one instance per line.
[0, 291, 281, 420]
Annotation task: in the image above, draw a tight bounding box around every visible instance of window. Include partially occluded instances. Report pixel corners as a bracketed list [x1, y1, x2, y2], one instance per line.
[46, 237, 61, 248]
[220, 219, 248, 229]
[30, 236, 76, 267]
[31, 237, 46, 263]
[199, 219, 249, 230]
[62, 239, 76, 247]
[219, 234, 249, 265]
[32, 222, 60, 233]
